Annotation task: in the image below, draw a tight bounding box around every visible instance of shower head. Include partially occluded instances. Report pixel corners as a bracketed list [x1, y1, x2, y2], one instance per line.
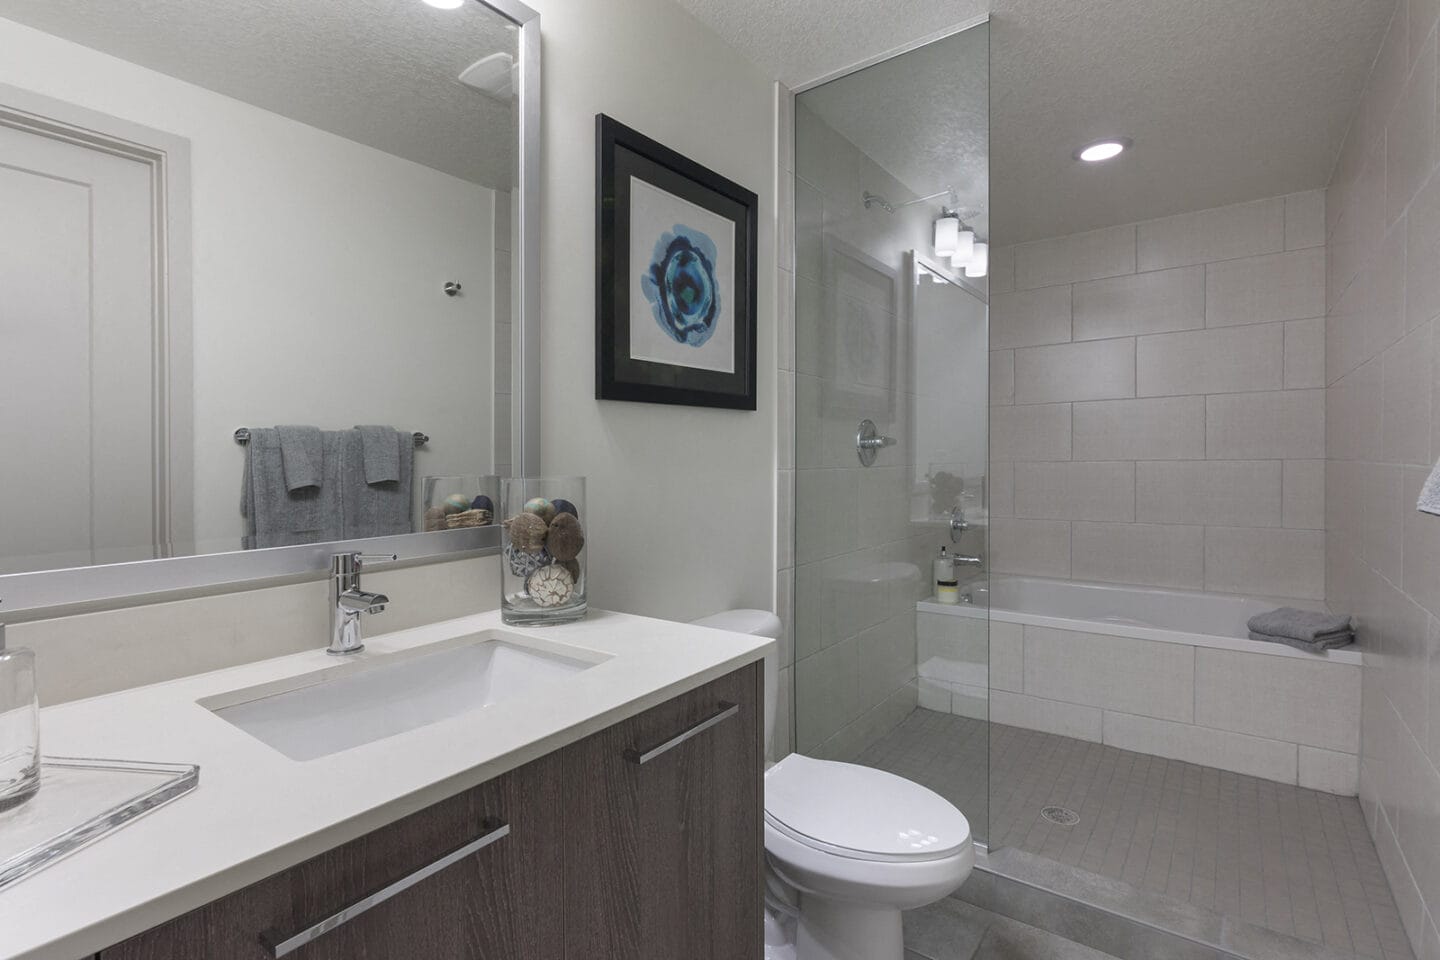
[862, 191, 895, 213]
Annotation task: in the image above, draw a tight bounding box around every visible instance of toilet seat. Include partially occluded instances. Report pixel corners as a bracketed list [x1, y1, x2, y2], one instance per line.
[764, 755, 971, 863]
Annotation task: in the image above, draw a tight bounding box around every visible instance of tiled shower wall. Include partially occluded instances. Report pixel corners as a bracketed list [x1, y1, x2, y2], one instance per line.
[988, 193, 1328, 599]
[1324, 1, 1440, 956]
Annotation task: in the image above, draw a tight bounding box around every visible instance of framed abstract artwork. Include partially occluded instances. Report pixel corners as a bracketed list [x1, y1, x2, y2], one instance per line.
[595, 114, 758, 409]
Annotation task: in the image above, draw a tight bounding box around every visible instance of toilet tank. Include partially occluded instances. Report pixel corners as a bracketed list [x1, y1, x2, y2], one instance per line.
[690, 609, 781, 758]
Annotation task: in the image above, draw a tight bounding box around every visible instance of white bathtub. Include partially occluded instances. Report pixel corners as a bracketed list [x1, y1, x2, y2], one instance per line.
[914, 575, 1362, 793]
[924, 575, 1360, 664]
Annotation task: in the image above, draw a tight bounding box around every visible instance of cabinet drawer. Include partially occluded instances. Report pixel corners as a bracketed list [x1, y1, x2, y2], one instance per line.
[99, 752, 564, 960]
[562, 662, 763, 960]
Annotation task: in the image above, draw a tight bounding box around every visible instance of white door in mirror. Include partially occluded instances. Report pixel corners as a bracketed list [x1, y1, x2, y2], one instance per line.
[0, 124, 158, 573]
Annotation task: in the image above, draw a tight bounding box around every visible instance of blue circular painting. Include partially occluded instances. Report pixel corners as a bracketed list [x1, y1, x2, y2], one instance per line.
[640, 225, 721, 347]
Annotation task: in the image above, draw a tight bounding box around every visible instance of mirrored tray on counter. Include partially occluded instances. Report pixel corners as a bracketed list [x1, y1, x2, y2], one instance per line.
[0, 757, 199, 890]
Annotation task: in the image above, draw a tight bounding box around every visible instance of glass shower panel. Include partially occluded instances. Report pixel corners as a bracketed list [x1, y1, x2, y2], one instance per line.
[790, 22, 991, 844]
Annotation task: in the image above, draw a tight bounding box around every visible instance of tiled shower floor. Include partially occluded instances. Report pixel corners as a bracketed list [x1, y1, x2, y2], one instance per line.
[854, 708, 1415, 960]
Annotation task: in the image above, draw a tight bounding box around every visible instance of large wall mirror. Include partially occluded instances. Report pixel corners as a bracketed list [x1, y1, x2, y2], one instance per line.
[0, 0, 538, 613]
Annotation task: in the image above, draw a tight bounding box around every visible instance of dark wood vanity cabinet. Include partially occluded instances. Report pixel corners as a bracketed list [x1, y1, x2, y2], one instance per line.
[96, 661, 761, 960]
[561, 663, 763, 960]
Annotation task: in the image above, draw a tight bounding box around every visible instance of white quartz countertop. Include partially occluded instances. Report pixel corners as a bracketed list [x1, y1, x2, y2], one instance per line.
[0, 609, 771, 960]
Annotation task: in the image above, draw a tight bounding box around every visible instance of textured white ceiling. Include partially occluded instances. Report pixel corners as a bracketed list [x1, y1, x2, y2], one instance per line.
[681, 0, 1396, 242]
[0, 0, 518, 188]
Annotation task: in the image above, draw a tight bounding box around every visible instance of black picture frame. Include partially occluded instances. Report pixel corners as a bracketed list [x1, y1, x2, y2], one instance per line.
[595, 114, 759, 410]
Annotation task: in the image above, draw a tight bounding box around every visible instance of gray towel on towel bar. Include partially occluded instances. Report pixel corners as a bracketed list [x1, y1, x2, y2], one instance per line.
[241, 427, 344, 548]
[276, 424, 323, 491]
[1246, 607, 1353, 643]
[342, 428, 414, 538]
[1248, 631, 1354, 654]
[354, 424, 402, 484]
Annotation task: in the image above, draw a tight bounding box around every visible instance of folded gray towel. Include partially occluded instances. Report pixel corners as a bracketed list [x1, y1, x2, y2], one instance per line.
[277, 424, 323, 491]
[354, 425, 401, 485]
[1247, 607, 1353, 643]
[1249, 631, 1354, 654]
[241, 428, 344, 548]
[341, 428, 414, 538]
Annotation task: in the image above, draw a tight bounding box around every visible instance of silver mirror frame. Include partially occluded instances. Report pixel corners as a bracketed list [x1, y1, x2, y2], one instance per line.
[0, 0, 541, 620]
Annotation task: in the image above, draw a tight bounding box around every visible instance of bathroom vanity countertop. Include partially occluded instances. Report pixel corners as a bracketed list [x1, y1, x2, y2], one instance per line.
[0, 609, 771, 960]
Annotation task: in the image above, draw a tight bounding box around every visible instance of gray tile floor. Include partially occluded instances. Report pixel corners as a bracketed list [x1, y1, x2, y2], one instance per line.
[856, 708, 1416, 960]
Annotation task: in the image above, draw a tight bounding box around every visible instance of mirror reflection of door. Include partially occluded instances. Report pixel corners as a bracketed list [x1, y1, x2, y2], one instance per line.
[0, 116, 169, 574]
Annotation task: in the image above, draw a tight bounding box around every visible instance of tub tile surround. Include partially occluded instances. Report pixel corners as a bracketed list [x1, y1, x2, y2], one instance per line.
[1325, 3, 1440, 956]
[915, 607, 1360, 794]
[990, 192, 1327, 600]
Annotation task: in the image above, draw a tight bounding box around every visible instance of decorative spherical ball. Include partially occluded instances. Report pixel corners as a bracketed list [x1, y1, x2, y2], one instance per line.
[551, 498, 579, 519]
[523, 496, 556, 523]
[546, 513, 585, 561]
[423, 506, 447, 532]
[471, 494, 494, 513]
[561, 558, 581, 583]
[505, 544, 552, 578]
[504, 512, 548, 553]
[526, 564, 575, 607]
[443, 493, 471, 515]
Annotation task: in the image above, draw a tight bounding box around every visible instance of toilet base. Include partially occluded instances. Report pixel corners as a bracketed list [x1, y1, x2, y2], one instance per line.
[794, 895, 904, 960]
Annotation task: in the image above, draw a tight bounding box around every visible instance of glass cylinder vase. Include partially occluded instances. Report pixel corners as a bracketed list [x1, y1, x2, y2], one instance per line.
[500, 477, 587, 625]
[420, 475, 501, 532]
[0, 627, 39, 810]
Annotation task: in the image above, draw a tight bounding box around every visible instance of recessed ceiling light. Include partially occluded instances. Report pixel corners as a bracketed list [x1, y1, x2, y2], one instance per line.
[423, 0, 466, 9]
[1075, 139, 1130, 162]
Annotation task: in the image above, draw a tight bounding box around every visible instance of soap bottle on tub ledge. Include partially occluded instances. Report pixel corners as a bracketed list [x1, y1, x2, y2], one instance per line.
[934, 547, 959, 605]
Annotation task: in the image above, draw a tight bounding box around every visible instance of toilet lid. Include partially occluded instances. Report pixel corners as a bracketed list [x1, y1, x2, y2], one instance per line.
[764, 754, 971, 862]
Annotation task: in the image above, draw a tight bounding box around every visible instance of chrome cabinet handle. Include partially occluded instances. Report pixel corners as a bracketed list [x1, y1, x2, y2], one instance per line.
[259, 818, 510, 957]
[624, 701, 739, 765]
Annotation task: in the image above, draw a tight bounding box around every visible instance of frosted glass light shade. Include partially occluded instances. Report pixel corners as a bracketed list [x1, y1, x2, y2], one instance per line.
[933, 215, 960, 257]
[954, 229, 975, 262]
[964, 242, 989, 278]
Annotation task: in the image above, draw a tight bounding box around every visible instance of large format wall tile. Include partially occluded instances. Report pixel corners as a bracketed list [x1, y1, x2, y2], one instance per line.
[1136, 460, 1283, 527]
[1070, 521, 1205, 589]
[1137, 197, 1285, 270]
[990, 403, 1072, 460]
[990, 519, 1071, 577]
[991, 284, 1072, 349]
[1102, 710, 1298, 783]
[1194, 648, 1361, 752]
[1071, 265, 1204, 340]
[1072, 396, 1205, 461]
[1204, 390, 1325, 459]
[1014, 224, 1137, 289]
[991, 690, 1103, 742]
[1013, 461, 1135, 522]
[1204, 526, 1325, 598]
[1204, 247, 1325, 327]
[1022, 626, 1195, 722]
[1015, 338, 1136, 403]
[1136, 324, 1284, 396]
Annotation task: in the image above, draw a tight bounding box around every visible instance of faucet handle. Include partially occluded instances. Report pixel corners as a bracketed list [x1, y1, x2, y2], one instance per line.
[354, 553, 398, 567]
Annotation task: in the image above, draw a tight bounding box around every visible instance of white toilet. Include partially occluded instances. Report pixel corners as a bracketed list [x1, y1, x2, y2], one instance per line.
[691, 610, 975, 960]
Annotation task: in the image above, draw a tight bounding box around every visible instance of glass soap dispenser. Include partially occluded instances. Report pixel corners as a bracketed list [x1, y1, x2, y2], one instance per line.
[0, 624, 40, 809]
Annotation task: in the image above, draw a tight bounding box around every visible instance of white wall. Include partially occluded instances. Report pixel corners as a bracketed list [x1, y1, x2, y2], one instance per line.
[0, 17, 495, 555]
[526, 0, 778, 622]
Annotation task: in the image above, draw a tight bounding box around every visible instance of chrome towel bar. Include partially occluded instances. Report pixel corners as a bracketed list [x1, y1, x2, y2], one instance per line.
[234, 427, 429, 447]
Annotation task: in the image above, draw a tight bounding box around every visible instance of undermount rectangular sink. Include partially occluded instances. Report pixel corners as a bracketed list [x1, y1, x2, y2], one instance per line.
[200, 632, 608, 761]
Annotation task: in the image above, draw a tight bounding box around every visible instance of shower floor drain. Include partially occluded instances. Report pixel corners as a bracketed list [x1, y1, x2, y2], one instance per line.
[1041, 806, 1080, 826]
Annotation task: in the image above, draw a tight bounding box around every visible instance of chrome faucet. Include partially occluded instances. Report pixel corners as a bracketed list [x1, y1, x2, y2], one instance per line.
[328, 552, 396, 655]
[952, 553, 984, 567]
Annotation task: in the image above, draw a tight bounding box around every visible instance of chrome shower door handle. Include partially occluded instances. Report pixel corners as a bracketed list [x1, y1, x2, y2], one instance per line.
[856, 419, 896, 466]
